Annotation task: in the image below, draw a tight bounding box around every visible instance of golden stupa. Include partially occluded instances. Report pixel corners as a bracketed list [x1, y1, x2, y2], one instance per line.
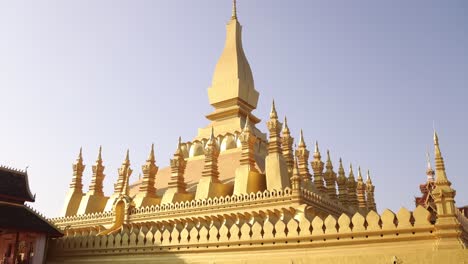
[48, 2, 467, 263]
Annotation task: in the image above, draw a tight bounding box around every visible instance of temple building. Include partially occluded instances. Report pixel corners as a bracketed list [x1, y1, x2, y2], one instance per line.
[0, 166, 62, 264]
[47, 2, 467, 263]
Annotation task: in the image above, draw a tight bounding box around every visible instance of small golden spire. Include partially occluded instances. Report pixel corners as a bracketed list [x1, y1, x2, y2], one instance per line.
[232, 0, 237, 20]
[291, 156, 302, 190]
[97, 145, 102, 162]
[366, 169, 372, 185]
[174, 136, 183, 154]
[314, 141, 321, 159]
[282, 116, 290, 133]
[298, 129, 306, 148]
[78, 147, 83, 162]
[124, 149, 130, 165]
[336, 157, 348, 206]
[349, 163, 355, 179]
[147, 143, 155, 163]
[338, 158, 344, 173]
[207, 127, 217, 146]
[270, 99, 278, 119]
[326, 150, 331, 163]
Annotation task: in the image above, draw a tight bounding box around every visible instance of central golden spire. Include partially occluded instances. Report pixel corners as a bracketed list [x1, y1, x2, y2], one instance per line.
[200, 0, 262, 140]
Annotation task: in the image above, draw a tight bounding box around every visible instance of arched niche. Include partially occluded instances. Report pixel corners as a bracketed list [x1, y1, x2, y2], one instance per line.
[189, 141, 204, 157]
[220, 134, 237, 151]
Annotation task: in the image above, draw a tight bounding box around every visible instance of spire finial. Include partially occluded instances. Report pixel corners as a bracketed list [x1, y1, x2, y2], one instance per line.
[78, 147, 83, 161]
[314, 141, 320, 153]
[270, 99, 278, 119]
[282, 116, 289, 131]
[366, 169, 372, 184]
[434, 130, 439, 146]
[298, 129, 306, 147]
[326, 149, 331, 162]
[232, 0, 237, 20]
[124, 149, 130, 165]
[97, 146, 102, 161]
[357, 166, 363, 180]
[147, 143, 155, 162]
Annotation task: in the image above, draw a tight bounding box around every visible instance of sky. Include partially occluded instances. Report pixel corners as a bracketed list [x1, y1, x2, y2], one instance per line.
[0, 0, 467, 217]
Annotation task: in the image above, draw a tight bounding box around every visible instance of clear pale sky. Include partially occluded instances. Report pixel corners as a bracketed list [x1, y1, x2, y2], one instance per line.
[0, 1, 466, 217]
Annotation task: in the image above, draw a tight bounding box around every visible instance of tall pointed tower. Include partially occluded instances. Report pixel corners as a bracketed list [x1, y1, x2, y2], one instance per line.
[198, 0, 264, 140]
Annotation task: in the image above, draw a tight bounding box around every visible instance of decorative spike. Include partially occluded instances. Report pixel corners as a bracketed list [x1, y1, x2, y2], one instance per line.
[366, 169, 377, 211]
[168, 136, 187, 193]
[115, 149, 132, 194]
[298, 129, 306, 147]
[232, 0, 237, 20]
[140, 144, 159, 197]
[147, 143, 155, 162]
[356, 166, 367, 213]
[89, 146, 106, 195]
[282, 116, 290, 133]
[311, 140, 325, 192]
[210, 127, 215, 141]
[366, 169, 372, 184]
[295, 131, 312, 190]
[78, 147, 83, 161]
[70, 147, 85, 191]
[290, 157, 302, 191]
[97, 146, 102, 162]
[124, 149, 130, 164]
[239, 116, 257, 171]
[346, 163, 358, 210]
[281, 116, 294, 174]
[270, 99, 278, 119]
[323, 149, 337, 200]
[336, 158, 348, 206]
[357, 166, 363, 181]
